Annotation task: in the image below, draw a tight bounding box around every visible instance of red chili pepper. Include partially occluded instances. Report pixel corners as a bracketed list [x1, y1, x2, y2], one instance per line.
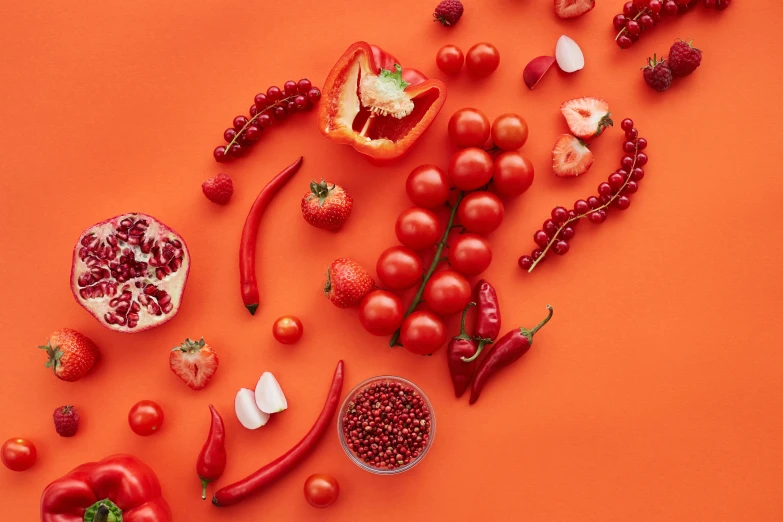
[462, 279, 501, 363]
[212, 360, 345, 507]
[197, 404, 227, 500]
[240, 156, 303, 314]
[447, 302, 479, 398]
[469, 305, 554, 405]
[40, 454, 172, 521]
[318, 42, 446, 162]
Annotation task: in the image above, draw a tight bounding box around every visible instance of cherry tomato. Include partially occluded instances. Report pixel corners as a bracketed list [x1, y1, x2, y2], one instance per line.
[492, 151, 534, 197]
[458, 192, 505, 235]
[465, 42, 500, 77]
[1, 438, 36, 472]
[491, 113, 529, 150]
[272, 315, 304, 344]
[376, 246, 423, 290]
[448, 234, 493, 276]
[395, 208, 441, 250]
[406, 165, 450, 209]
[448, 148, 494, 191]
[400, 311, 447, 355]
[359, 290, 404, 336]
[435, 44, 464, 74]
[128, 400, 164, 436]
[448, 108, 490, 148]
[304, 473, 340, 508]
[422, 270, 472, 315]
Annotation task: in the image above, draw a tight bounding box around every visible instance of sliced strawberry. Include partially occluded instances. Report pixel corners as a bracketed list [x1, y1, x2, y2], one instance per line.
[552, 134, 593, 177]
[560, 97, 613, 140]
[554, 0, 595, 19]
[169, 338, 219, 390]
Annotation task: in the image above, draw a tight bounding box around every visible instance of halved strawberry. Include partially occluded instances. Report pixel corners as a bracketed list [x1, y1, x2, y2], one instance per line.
[552, 134, 593, 177]
[554, 0, 595, 19]
[169, 338, 219, 390]
[560, 97, 613, 140]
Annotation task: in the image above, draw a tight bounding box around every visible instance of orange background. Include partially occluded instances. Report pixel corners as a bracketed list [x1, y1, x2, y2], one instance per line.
[1, 1, 781, 520]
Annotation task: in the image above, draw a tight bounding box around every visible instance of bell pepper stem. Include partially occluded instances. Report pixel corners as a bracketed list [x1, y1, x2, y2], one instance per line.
[461, 339, 486, 363]
[528, 305, 554, 337]
[84, 498, 122, 522]
[94, 505, 110, 522]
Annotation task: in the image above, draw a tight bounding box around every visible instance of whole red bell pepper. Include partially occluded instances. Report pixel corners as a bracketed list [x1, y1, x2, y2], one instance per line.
[40, 454, 172, 522]
[318, 41, 446, 162]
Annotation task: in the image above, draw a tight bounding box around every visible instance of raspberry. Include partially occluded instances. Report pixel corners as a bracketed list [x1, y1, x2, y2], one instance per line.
[202, 173, 234, 205]
[433, 0, 464, 26]
[53, 405, 79, 437]
[642, 54, 672, 92]
[668, 39, 702, 77]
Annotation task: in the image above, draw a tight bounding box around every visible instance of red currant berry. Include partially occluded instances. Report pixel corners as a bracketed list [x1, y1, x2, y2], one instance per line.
[663, 0, 678, 14]
[283, 81, 298, 96]
[534, 230, 550, 247]
[224, 128, 237, 142]
[636, 152, 648, 166]
[715, 0, 729, 9]
[307, 88, 321, 103]
[233, 115, 248, 130]
[608, 173, 625, 190]
[637, 138, 648, 150]
[617, 35, 633, 49]
[702, 0, 715, 6]
[518, 255, 533, 270]
[532, 248, 544, 260]
[245, 125, 261, 141]
[551, 207, 568, 223]
[553, 240, 569, 255]
[587, 196, 600, 209]
[294, 95, 308, 110]
[620, 119, 634, 131]
[615, 196, 631, 210]
[613, 14, 627, 30]
[267, 86, 282, 101]
[625, 128, 639, 140]
[542, 219, 559, 237]
[286, 100, 296, 112]
[599, 194, 612, 205]
[629, 33, 640, 43]
[588, 211, 603, 224]
[623, 1, 638, 16]
[631, 168, 644, 181]
[639, 14, 654, 28]
[633, 0, 648, 6]
[561, 227, 575, 240]
[623, 180, 639, 194]
[257, 113, 273, 127]
[297, 79, 312, 94]
[677, 0, 688, 4]
[625, 20, 641, 35]
[250, 105, 258, 116]
[648, 0, 662, 12]
[620, 156, 634, 170]
[566, 210, 580, 225]
[623, 141, 636, 153]
[213, 146, 227, 162]
[598, 182, 613, 196]
[274, 106, 287, 120]
[254, 93, 268, 108]
[573, 200, 590, 214]
[229, 143, 244, 157]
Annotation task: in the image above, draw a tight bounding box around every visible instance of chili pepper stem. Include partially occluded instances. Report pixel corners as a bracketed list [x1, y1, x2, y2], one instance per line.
[389, 191, 466, 347]
[246, 303, 258, 315]
[455, 302, 475, 340]
[201, 478, 210, 500]
[520, 305, 554, 341]
[461, 340, 487, 363]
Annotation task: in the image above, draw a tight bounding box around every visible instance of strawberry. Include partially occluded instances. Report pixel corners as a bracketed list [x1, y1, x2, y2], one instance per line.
[433, 0, 463, 26]
[169, 338, 219, 390]
[560, 97, 613, 140]
[301, 180, 353, 232]
[202, 173, 234, 205]
[668, 39, 702, 77]
[552, 134, 594, 177]
[324, 258, 374, 308]
[39, 328, 99, 382]
[53, 406, 79, 437]
[642, 55, 672, 92]
[554, 0, 595, 19]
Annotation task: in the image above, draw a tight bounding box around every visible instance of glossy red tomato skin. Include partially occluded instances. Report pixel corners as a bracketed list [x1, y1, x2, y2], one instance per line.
[359, 290, 405, 336]
[128, 400, 164, 436]
[304, 474, 340, 508]
[395, 208, 442, 250]
[448, 108, 490, 148]
[376, 246, 423, 290]
[400, 311, 447, 355]
[449, 234, 493, 276]
[448, 148, 494, 191]
[272, 315, 304, 344]
[422, 270, 472, 315]
[492, 151, 534, 197]
[491, 113, 529, 151]
[465, 42, 500, 77]
[405, 165, 450, 209]
[1, 438, 36, 472]
[457, 192, 505, 235]
[435, 44, 464, 74]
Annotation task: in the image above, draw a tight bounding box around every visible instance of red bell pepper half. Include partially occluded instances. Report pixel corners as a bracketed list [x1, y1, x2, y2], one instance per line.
[318, 41, 446, 161]
[40, 454, 172, 522]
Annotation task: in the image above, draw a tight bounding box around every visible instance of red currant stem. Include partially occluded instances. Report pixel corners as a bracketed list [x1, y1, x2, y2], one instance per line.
[224, 93, 299, 151]
[527, 140, 641, 274]
[615, 7, 648, 40]
[388, 191, 466, 347]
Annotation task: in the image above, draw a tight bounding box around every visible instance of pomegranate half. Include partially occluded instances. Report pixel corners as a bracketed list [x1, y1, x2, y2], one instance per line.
[70, 212, 190, 333]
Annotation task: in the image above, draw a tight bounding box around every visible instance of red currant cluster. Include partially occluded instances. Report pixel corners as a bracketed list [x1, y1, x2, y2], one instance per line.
[213, 79, 321, 162]
[614, 0, 730, 49]
[518, 118, 647, 272]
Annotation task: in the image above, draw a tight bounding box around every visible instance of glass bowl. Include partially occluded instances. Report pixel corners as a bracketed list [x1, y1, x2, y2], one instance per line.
[337, 375, 436, 475]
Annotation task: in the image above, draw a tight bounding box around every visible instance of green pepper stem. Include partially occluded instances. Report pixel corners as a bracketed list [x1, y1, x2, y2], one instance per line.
[528, 305, 554, 337]
[202, 478, 210, 500]
[461, 340, 486, 363]
[455, 302, 476, 340]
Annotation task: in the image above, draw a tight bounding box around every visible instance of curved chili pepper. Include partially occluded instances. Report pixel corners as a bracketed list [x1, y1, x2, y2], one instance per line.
[212, 360, 345, 507]
[240, 156, 303, 315]
[462, 279, 501, 363]
[197, 404, 227, 500]
[447, 302, 479, 398]
[469, 305, 554, 405]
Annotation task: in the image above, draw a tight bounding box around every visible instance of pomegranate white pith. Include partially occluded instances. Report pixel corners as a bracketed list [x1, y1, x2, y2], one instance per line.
[70, 212, 190, 333]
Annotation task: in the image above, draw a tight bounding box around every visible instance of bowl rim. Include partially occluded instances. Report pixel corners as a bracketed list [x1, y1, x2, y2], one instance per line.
[337, 375, 436, 475]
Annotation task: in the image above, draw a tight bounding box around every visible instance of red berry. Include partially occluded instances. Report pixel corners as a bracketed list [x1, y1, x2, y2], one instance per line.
[561, 226, 575, 240]
[715, 0, 729, 9]
[542, 219, 559, 237]
[245, 125, 261, 141]
[663, 0, 678, 14]
[307, 88, 321, 103]
[613, 14, 627, 30]
[551, 206, 569, 223]
[53, 406, 80, 437]
[257, 113, 272, 127]
[433, 0, 464, 26]
[639, 14, 654, 28]
[631, 167, 645, 181]
[534, 230, 550, 247]
[249, 105, 258, 116]
[294, 95, 308, 110]
[598, 182, 613, 196]
[553, 240, 569, 255]
[617, 35, 633, 49]
[623, 141, 636, 153]
[229, 143, 244, 157]
[532, 248, 544, 260]
[608, 173, 625, 190]
[298, 79, 312, 94]
[274, 106, 287, 120]
[283, 80, 298, 96]
[518, 256, 533, 270]
[233, 115, 248, 130]
[626, 128, 639, 140]
[621, 156, 634, 170]
[625, 20, 641, 35]
[636, 152, 648, 166]
[668, 39, 702, 77]
[615, 196, 631, 209]
[587, 196, 600, 209]
[223, 128, 237, 142]
[254, 93, 268, 107]
[620, 119, 634, 131]
[202, 173, 234, 205]
[267, 86, 281, 101]
[573, 199, 590, 214]
[637, 138, 648, 150]
[213, 146, 227, 162]
[649, 0, 662, 12]
[623, 1, 638, 16]
[623, 181, 639, 194]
